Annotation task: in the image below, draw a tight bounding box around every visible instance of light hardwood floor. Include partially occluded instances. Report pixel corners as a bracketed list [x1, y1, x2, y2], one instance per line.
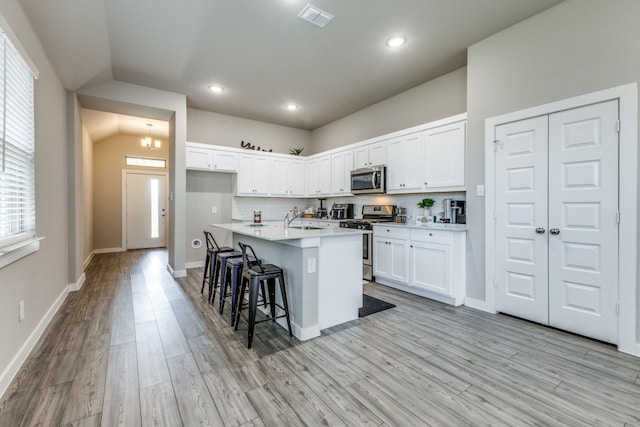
[1, 249, 639, 426]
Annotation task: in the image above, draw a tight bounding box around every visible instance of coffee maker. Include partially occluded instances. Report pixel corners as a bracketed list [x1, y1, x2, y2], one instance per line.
[330, 203, 354, 220]
[316, 198, 328, 219]
[442, 199, 466, 224]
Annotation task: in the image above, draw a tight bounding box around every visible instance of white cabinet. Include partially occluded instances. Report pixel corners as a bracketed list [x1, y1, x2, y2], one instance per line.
[373, 225, 466, 306]
[386, 133, 423, 193]
[423, 121, 465, 189]
[306, 155, 332, 196]
[186, 143, 237, 172]
[237, 154, 269, 196]
[331, 150, 353, 195]
[270, 158, 306, 197]
[353, 141, 386, 169]
[373, 226, 409, 283]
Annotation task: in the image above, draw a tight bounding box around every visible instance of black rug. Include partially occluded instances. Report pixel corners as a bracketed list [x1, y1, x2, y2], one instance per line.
[359, 294, 396, 317]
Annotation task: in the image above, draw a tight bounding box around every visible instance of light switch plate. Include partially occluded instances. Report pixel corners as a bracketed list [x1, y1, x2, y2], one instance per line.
[477, 184, 485, 197]
[211, 206, 218, 214]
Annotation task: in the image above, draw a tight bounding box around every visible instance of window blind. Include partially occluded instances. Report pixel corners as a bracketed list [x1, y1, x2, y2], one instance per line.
[0, 29, 35, 249]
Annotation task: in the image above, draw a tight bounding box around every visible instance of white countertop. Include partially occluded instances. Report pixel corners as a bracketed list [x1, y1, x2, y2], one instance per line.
[372, 222, 467, 231]
[211, 222, 369, 241]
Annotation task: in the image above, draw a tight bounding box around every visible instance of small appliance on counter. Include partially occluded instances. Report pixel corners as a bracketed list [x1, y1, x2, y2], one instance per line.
[316, 198, 328, 219]
[441, 199, 466, 224]
[395, 207, 407, 223]
[330, 203, 354, 220]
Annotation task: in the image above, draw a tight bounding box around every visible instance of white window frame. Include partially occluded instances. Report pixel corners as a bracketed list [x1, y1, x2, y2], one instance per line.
[0, 15, 40, 269]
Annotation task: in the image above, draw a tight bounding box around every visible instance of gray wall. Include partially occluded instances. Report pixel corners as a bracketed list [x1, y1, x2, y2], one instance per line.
[0, 0, 69, 381]
[187, 108, 312, 156]
[465, 0, 640, 307]
[310, 67, 467, 153]
[185, 171, 234, 265]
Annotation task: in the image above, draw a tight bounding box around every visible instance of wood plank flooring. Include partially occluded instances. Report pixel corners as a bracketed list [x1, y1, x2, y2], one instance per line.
[1, 248, 639, 426]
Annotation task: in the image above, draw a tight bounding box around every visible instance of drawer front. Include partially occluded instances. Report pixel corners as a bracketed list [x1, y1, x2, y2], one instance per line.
[373, 226, 409, 240]
[410, 229, 453, 245]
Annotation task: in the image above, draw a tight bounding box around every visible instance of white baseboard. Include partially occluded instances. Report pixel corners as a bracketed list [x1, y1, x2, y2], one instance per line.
[185, 261, 205, 269]
[93, 247, 125, 254]
[167, 264, 187, 278]
[0, 286, 69, 398]
[83, 251, 94, 270]
[68, 273, 86, 292]
[464, 297, 497, 313]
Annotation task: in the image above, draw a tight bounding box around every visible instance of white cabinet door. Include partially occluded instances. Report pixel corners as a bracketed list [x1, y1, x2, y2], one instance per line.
[369, 142, 386, 166]
[270, 158, 289, 196]
[409, 241, 452, 295]
[306, 156, 331, 196]
[386, 133, 423, 193]
[288, 159, 307, 196]
[237, 154, 269, 196]
[331, 150, 353, 195]
[212, 151, 237, 172]
[373, 237, 391, 278]
[354, 142, 386, 169]
[186, 146, 211, 170]
[423, 122, 465, 189]
[373, 236, 408, 282]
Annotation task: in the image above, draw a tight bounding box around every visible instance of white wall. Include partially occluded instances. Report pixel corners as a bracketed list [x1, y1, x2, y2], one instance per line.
[310, 67, 467, 153]
[465, 0, 640, 332]
[82, 124, 94, 266]
[0, 0, 69, 390]
[187, 108, 312, 155]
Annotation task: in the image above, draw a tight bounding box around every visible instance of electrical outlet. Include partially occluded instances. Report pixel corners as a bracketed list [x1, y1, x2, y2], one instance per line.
[307, 257, 317, 274]
[211, 206, 218, 214]
[18, 301, 24, 322]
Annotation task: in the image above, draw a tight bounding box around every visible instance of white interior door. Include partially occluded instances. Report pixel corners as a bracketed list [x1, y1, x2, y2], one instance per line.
[125, 172, 167, 249]
[547, 101, 619, 343]
[495, 116, 549, 324]
[494, 101, 619, 344]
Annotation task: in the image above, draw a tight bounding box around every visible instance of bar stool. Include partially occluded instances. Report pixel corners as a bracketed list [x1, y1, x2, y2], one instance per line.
[221, 256, 267, 325]
[234, 242, 293, 349]
[201, 231, 234, 301]
[212, 250, 242, 304]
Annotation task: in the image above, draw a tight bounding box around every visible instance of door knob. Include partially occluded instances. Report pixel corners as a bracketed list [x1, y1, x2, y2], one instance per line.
[549, 228, 560, 235]
[535, 227, 546, 234]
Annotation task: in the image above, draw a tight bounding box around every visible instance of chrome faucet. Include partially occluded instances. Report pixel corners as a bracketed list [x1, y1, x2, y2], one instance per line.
[284, 210, 303, 228]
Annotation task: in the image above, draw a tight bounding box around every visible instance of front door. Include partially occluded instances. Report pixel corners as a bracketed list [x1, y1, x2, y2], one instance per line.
[125, 172, 167, 249]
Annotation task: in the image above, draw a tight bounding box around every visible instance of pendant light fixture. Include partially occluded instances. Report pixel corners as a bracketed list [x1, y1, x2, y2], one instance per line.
[141, 123, 161, 150]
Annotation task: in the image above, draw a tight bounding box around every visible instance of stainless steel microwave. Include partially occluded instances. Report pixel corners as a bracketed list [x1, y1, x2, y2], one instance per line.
[350, 166, 386, 194]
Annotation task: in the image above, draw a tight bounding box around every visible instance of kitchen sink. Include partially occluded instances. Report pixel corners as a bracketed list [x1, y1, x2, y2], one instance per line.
[288, 226, 323, 230]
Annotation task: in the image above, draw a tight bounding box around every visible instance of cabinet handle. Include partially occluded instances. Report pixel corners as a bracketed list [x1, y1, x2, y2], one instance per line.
[550, 228, 560, 235]
[535, 227, 546, 234]
[429, 233, 433, 236]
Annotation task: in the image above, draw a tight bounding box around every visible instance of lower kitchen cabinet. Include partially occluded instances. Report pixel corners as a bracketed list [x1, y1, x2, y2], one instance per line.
[373, 227, 409, 283]
[373, 225, 466, 306]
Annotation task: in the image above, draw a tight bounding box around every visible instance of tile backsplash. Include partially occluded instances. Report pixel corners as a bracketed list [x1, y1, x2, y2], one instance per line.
[232, 192, 465, 221]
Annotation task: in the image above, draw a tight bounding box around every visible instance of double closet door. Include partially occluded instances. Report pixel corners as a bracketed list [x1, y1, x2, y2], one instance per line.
[494, 100, 619, 344]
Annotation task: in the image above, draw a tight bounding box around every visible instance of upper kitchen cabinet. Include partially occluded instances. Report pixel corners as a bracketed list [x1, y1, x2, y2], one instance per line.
[236, 153, 269, 196]
[331, 150, 354, 195]
[353, 141, 386, 169]
[386, 133, 423, 193]
[186, 142, 237, 172]
[307, 155, 332, 197]
[422, 121, 465, 190]
[270, 157, 306, 197]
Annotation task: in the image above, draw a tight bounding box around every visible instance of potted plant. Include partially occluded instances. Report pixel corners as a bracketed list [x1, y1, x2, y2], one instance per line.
[289, 147, 304, 155]
[417, 198, 435, 217]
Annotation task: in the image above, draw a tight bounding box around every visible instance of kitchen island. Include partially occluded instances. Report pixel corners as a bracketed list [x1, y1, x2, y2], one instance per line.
[210, 222, 368, 340]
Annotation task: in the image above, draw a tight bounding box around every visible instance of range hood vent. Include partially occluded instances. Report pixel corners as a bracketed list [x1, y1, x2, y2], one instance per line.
[298, 4, 334, 28]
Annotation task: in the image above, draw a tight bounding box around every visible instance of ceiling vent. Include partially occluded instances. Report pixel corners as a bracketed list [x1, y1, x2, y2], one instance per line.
[298, 4, 334, 28]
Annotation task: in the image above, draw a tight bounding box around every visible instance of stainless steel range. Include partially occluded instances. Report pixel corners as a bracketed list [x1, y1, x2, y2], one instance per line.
[339, 205, 396, 281]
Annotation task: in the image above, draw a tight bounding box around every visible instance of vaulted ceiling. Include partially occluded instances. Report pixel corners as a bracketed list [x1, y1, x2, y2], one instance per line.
[19, 0, 563, 138]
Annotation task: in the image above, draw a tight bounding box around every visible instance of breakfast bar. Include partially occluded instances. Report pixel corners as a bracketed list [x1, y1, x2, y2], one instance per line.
[210, 222, 368, 340]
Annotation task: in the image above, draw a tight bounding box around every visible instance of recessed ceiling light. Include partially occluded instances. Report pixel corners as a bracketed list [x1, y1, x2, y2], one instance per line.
[209, 85, 224, 93]
[285, 103, 298, 111]
[386, 36, 406, 48]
